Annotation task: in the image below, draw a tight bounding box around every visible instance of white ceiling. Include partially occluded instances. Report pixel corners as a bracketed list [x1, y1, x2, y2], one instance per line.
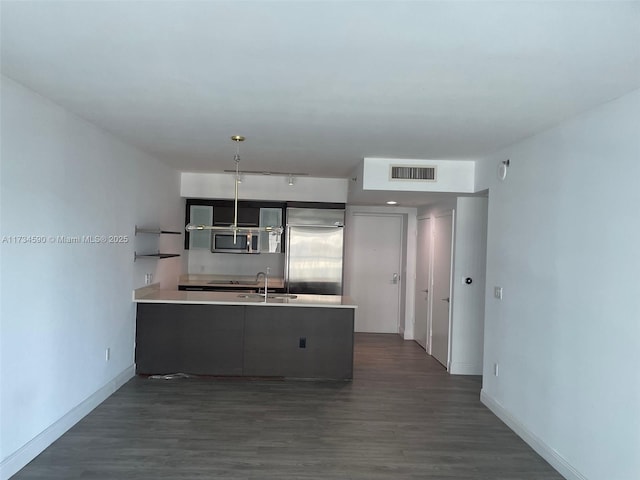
[2, 1, 639, 182]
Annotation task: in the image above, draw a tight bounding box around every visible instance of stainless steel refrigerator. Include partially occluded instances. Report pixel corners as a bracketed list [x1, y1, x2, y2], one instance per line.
[285, 208, 345, 295]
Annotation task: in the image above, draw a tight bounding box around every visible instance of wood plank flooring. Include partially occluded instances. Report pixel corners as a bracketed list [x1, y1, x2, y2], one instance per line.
[13, 334, 563, 479]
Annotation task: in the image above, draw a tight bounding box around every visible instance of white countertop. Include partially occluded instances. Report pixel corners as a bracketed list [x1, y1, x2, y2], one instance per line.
[134, 284, 357, 309]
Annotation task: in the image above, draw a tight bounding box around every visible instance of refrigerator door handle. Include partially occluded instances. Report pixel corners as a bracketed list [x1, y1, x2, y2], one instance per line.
[284, 225, 291, 293]
[287, 224, 344, 228]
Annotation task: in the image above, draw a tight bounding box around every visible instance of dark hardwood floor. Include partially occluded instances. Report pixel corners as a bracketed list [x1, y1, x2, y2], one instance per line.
[13, 334, 563, 479]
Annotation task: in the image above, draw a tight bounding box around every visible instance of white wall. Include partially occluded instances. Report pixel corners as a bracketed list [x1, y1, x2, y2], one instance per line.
[477, 89, 640, 480]
[362, 157, 475, 193]
[0, 77, 183, 478]
[181, 172, 348, 202]
[449, 197, 488, 375]
[188, 250, 285, 277]
[416, 199, 458, 224]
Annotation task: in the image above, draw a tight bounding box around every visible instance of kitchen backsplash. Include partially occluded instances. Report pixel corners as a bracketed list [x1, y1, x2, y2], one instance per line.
[187, 249, 285, 277]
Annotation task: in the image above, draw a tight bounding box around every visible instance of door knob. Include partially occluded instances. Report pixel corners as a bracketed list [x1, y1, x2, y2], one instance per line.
[392, 273, 398, 284]
[441, 297, 450, 303]
[421, 289, 428, 293]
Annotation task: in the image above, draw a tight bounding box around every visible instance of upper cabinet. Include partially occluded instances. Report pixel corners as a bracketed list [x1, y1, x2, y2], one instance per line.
[184, 199, 345, 252]
[188, 205, 213, 249]
[214, 205, 259, 227]
[184, 199, 285, 251]
[259, 207, 283, 253]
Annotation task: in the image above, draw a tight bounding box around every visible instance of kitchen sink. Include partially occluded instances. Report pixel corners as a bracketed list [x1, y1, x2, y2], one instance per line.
[237, 293, 298, 299]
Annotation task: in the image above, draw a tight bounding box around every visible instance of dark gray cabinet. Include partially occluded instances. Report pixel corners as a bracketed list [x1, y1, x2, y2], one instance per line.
[214, 205, 259, 227]
[243, 307, 354, 379]
[184, 199, 286, 250]
[135, 303, 354, 379]
[136, 304, 244, 375]
[177, 285, 259, 292]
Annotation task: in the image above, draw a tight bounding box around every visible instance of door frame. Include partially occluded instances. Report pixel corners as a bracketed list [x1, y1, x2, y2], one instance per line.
[433, 209, 455, 371]
[347, 211, 405, 334]
[415, 214, 434, 353]
[446, 209, 456, 370]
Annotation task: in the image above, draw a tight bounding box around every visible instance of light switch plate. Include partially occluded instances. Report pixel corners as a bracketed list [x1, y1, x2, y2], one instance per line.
[494, 287, 503, 300]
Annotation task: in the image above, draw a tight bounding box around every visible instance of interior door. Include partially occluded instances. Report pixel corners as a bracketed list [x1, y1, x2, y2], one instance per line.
[414, 217, 431, 350]
[349, 214, 403, 333]
[432, 212, 454, 368]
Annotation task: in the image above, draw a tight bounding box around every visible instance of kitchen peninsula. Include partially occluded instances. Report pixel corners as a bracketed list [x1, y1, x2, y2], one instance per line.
[134, 285, 357, 380]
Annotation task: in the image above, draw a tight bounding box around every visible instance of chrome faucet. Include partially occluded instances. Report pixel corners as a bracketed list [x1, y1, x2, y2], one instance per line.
[256, 268, 270, 301]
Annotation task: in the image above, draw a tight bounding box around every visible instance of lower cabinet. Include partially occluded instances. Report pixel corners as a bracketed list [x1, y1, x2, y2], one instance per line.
[136, 304, 244, 375]
[243, 307, 354, 379]
[135, 304, 354, 379]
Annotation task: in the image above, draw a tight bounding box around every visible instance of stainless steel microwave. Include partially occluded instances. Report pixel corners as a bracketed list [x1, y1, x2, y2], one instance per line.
[212, 233, 259, 254]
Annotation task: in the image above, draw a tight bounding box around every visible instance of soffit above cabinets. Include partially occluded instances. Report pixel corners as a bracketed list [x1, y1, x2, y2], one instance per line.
[361, 158, 474, 193]
[180, 172, 349, 203]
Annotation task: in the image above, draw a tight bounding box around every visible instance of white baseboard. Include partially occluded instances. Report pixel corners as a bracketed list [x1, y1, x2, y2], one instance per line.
[1, 365, 134, 480]
[480, 390, 587, 480]
[449, 361, 482, 375]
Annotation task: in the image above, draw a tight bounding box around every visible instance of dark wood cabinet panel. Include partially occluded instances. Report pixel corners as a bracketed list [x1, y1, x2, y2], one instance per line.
[135, 304, 354, 379]
[243, 306, 354, 379]
[213, 205, 259, 227]
[178, 286, 258, 292]
[184, 199, 286, 249]
[136, 304, 244, 375]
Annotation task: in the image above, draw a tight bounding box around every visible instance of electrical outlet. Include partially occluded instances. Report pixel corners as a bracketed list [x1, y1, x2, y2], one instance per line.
[494, 286, 503, 300]
[105, 347, 111, 362]
[299, 337, 306, 348]
[144, 273, 153, 285]
[494, 363, 499, 376]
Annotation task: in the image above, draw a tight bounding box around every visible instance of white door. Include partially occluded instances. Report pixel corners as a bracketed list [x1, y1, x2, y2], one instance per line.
[432, 212, 454, 368]
[349, 214, 403, 333]
[414, 217, 431, 350]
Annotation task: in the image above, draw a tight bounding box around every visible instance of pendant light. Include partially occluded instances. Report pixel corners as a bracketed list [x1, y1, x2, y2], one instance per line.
[231, 135, 243, 237]
[185, 136, 284, 241]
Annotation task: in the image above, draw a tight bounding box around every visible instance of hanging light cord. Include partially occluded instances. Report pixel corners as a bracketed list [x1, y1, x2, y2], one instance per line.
[233, 140, 241, 241]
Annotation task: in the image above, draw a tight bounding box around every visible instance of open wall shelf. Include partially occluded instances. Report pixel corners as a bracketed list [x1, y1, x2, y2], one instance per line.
[134, 225, 181, 261]
[135, 226, 182, 235]
[134, 252, 181, 261]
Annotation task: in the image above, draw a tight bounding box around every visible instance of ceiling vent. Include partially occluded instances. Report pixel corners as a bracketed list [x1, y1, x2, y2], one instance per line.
[390, 165, 437, 182]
